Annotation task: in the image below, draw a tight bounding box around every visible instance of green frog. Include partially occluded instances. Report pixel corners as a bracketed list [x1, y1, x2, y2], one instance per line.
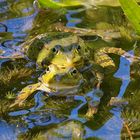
[10, 64, 84, 105]
[22, 23, 140, 69]
[10, 63, 102, 118]
[16, 23, 122, 67]
[10, 24, 140, 118]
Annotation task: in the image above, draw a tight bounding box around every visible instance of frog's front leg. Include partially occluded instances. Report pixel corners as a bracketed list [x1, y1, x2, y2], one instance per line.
[93, 71, 104, 89]
[85, 66, 104, 118]
[10, 83, 41, 107]
[90, 63, 104, 89]
[85, 89, 104, 118]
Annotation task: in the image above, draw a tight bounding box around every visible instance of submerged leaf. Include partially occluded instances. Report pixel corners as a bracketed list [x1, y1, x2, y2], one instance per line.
[119, 0, 140, 34]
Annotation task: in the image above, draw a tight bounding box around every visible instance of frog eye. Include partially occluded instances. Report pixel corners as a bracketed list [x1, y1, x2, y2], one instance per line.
[77, 45, 81, 50]
[52, 45, 61, 53]
[73, 44, 81, 51]
[46, 67, 50, 73]
[70, 68, 78, 76]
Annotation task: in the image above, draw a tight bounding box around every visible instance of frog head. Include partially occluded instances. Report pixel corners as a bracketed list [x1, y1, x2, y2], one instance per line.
[36, 35, 89, 69]
[39, 64, 84, 94]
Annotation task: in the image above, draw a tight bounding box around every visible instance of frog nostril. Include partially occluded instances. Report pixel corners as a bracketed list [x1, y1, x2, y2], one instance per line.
[72, 44, 81, 51]
[52, 45, 62, 53]
[52, 47, 58, 53]
[46, 67, 50, 72]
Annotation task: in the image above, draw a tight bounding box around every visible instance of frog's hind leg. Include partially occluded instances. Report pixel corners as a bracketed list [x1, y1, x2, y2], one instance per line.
[94, 47, 140, 68]
[94, 47, 123, 68]
[10, 83, 41, 107]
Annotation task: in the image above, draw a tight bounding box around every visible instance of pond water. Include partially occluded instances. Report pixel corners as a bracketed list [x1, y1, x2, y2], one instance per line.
[0, 0, 140, 140]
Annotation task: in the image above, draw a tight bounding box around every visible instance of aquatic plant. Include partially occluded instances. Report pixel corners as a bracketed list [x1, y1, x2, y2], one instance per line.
[37, 0, 82, 9]
[0, 67, 33, 85]
[41, 96, 80, 118]
[119, 0, 140, 35]
[121, 90, 140, 139]
[5, 91, 16, 100]
[0, 99, 11, 117]
[121, 109, 140, 139]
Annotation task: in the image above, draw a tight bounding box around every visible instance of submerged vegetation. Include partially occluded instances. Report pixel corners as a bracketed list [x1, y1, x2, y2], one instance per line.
[119, 0, 140, 35]
[0, 67, 33, 85]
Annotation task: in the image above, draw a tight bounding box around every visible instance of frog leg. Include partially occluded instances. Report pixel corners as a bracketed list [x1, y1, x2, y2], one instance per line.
[94, 47, 140, 68]
[94, 47, 117, 68]
[89, 62, 104, 88]
[10, 83, 41, 107]
[93, 70, 104, 89]
[83, 63, 104, 118]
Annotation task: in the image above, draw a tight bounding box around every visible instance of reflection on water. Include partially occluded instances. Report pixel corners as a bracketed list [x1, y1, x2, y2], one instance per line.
[0, 120, 19, 140]
[66, 9, 84, 27]
[0, 0, 37, 59]
[0, 0, 140, 140]
[114, 50, 135, 98]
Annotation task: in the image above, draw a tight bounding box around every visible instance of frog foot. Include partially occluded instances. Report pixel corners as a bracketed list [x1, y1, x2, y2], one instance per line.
[10, 97, 25, 108]
[123, 52, 140, 63]
[10, 91, 29, 108]
[85, 106, 98, 119]
[10, 83, 41, 108]
[108, 97, 128, 107]
[85, 89, 104, 119]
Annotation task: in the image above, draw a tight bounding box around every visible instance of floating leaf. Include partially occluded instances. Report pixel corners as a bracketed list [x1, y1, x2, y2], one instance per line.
[38, 0, 83, 9]
[119, 0, 140, 35]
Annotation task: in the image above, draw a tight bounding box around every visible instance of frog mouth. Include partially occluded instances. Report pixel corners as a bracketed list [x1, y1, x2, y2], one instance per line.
[39, 83, 80, 91]
[38, 80, 83, 95]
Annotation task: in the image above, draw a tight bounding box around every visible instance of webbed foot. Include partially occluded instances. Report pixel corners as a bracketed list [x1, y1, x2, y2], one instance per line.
[10, 83, 41, 108]
[108, 97, 128, 107]
[85, 106, 98, 119]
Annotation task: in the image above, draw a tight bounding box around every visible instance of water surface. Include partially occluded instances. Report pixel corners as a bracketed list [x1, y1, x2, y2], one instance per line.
[0, 1, 140, 140]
